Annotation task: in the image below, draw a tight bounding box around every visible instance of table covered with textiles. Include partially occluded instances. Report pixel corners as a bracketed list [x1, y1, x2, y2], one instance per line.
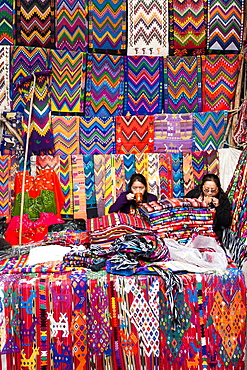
[0, 257, 245, 370]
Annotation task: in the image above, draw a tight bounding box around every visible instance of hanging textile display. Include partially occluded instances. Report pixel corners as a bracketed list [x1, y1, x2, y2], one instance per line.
[50, 49, 86, 113]
[88, 0, 126, 52]
[127, 0, 169, 56]
[191, 150, 219, 186]
[207, 0, 244, 51]
[114, 154, 125, 198]
[147, 153, 160, 197]
[169, 0, 207, 54]
[163, 56, 202, 113]
[0, 112, 24, 156]
[172, 152, 184, 197]
[0, 0, 14, 44]
[159, 153, 173, 199]
[15, 0, 55, 48]
[233, 99, 247, 145]
[115, 115, 154, 154]
[123, 153, 136, 185]
[79, 116, 115, 154]
[0, 156, 11, 220]
[83, 154, 98, 218]
[71, 154, 87, 220]
[56, 0, 88, 52]
[0, 46, 11, 110]
[85, 53, 124, 117]
[135, 153, 149, 182]
[123, 56, 163, 115]
[93, 154, 106, 217]
[104, 154, 115, 214]
[154, 113, 193, 152]
[201, 54, 242, 112]
[52, 116, 80, 156]
[192, 111, 227, 151]
[183, 153, 194, 195]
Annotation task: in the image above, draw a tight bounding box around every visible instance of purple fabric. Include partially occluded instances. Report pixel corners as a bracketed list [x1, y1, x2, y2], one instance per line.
[109, 192, 157, 214]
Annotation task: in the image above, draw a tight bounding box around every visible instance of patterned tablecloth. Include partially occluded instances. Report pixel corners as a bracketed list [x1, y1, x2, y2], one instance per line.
[0, 267, 245, 370]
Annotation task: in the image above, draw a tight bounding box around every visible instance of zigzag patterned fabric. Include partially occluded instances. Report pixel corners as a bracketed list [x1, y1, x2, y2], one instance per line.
[127, 0, 169, 56]
[88, 0, 126, 51]
[201, 54, 242, 111]
[169, 0, 207, 53]
[83, 154, 98, 218]
[206, 149, 219, 174]
[85, 53, 124, 117]
[50, 49, 86, 113]
[123, 56, 163, 115]
[56, 0, 88, 51]
[79, 116, 115, 154]
[71, 154, 87, 220]
[183, 152, 195, 195]
[15, 0, 55, 48]
[115, 115, 154, 153]
[207, 0, 244, 51]
[192, 111, 227, 151]
[172, 152, 184, 197]
[135, 153, 149, 181]
[233, 99, 247, 144]
[164, 56, 202, 113]
[0, 46, 11, 111]
[0, 156, 11, 220]
[0, 0, 14, 44]
[154, 113, 193, 152]
[51, 115, 80, 155]
[93, 154, 106, 216]
[11, 46, 50, 111]
[124, 153, 136, 185]
[158, 153, 173, 199]
[192, 150, 219, 185]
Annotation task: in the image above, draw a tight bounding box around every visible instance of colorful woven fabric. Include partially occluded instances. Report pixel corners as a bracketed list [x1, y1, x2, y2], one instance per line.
[191, 150, 219, 186]
[192, 111, 227, 151]
[172, 152, 184, 198]
[0, 112, 24, 156]
[115, 115, 154, 154]
[51, 115, 80, 156]
[79, 116, 115, 154]
[123, 56, 163, 115]
[85, 53, 124, 117]
[159, 153, 173, 199]
[0, 47, 11, 111]
[164, 56, 202, 113]
[0, 0, 14, 44]
[201, 54, 242, 112]
[50, 49, 86, 113]
[233, 99, 247, 145]
[183, 152, 194, 195]
[147, 153, 160, 197]
[71, 154, 87, 220]
[169, 0, 207, 54]
[83, 154, 98, 218]
[0, 156, 11, 220]
[93, 155, 106, 217]
[15, 0, 55, 48]
[127, 0, 169, 56]
[88, 0, 126, 51]
[56, 0, 88, 52]
[207, 0, 244, 51]
[154, 113, 193, 152]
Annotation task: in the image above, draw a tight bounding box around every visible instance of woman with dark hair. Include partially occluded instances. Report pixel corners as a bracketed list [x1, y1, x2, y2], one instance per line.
[109, 173, 157, 215]
[185, 174, 231, 241]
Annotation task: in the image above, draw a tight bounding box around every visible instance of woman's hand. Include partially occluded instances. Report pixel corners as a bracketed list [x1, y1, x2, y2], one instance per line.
[211, 197, 219, 207]
[126, 193, 135, 201]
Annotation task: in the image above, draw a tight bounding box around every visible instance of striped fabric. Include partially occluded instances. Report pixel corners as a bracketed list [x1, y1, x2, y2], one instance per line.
[233, 99, 247, 145]
[79, 116, 115, 154]
[83, 154, 98, 218]
[0, 156, 11, 220]
[71, 154, 87, 220]
[0, 46, 11, 111]
[123, 56, 163, 115]
[56, 0, 88, 52]
[192, 111, 227, 151]
[85, 53, 124, 117]
[154, 113, 193, 153]
[93, 154, 106, 217]
[192, 150, 219, 186]
[159, 153, 173, 199]
[15, 0, 55, 48]
[50, 49, 86, 113]
[127, 0, 169, 56]
[164, 56, 202, 113]
[52, 115, 80, 156]
[207, 0, 244, 51]
[201, 54, 242, 112]
[115, 115, 155, 154]
[169, 0, 207, 53]
[0, 0, 14, 45]
[88, 0, 126, 51]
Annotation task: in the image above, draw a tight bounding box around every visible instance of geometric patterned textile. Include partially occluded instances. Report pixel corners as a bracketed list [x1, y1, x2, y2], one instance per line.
[154, 113, 193, 152]
[201, 54, 242, 112]
[15, 0, 55, 48]
[56, 0, 88, 52]
[115, 115, 155, 154]
[192, 111, 228, 151]
[0, 46, 11, 111]
[50, 49, 86, 113]
[123, 56, 163, 115]
[207, 0, 244, 51]
[85, 53, 124, 117]
[79, 116, 115, 155]
[88, 0, 126, 51]
[164, 56, 202, 113]
[169, 0, 207, 54]
[127, 0, 169, 56]
[72, 154, 87, 220]
[191, 150, 219, 186]
[233, 99, 247, 145]
[52, 115, 80, 156]
[0, 0, 14, 45]
[0, 156, 11, 220]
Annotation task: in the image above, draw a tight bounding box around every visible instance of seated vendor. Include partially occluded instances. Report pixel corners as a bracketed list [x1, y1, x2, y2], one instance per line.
[185, 173, 231, 242]
[109, 173, 157, 215]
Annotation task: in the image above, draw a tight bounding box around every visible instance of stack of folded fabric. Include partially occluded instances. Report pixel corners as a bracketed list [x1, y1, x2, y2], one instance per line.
[139, 198, 217, 243]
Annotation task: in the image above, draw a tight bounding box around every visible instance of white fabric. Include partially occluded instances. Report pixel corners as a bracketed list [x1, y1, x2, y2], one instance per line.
[26, 244, 70, 266]
[218, 147, 242, 191]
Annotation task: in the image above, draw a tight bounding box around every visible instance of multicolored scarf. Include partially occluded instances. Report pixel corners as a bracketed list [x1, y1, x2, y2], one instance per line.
[0, 46, 11, 111]
[233, 99, 247, 145]
[0, 0, 14, 44]
[51, 115, 80, 156]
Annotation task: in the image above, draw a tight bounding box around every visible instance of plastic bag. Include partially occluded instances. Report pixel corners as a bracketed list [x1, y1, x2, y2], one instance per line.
[165, 235, 228, 270]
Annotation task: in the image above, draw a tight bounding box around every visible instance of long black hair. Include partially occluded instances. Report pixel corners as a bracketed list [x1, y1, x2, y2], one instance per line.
[127, 173, 150, 203]
[199, 174, 226, 201]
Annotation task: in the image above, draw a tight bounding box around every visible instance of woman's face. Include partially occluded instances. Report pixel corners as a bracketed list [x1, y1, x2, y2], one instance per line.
[131, 180, 146, 195]
[202, 180, 219, 197]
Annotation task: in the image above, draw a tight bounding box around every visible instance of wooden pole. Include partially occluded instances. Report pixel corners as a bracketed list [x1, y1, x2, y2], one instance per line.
[18, 73, 36, 245]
